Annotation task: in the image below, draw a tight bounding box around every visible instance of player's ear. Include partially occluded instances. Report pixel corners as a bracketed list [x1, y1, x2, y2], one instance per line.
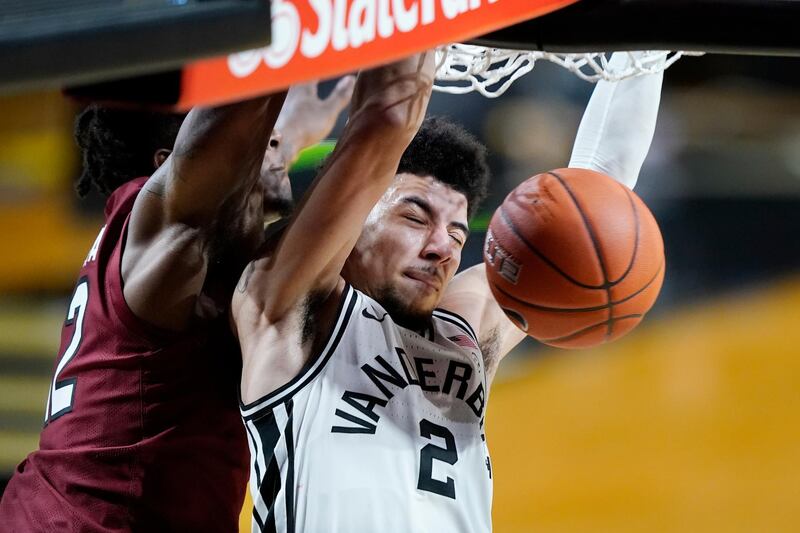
[154, 149, 172, 169]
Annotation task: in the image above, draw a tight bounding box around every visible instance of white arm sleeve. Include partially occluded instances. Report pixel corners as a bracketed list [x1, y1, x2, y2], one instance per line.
[568, 52, 665, 190]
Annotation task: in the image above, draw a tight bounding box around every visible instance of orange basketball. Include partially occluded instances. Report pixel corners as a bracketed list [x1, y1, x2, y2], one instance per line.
[483, 168, 665, 349]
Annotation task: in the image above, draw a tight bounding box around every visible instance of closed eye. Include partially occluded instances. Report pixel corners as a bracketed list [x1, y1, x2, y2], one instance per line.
[404, 215, 425, 225]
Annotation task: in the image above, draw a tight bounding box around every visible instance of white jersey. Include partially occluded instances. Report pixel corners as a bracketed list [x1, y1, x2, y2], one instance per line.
[241, 284, 493, 533]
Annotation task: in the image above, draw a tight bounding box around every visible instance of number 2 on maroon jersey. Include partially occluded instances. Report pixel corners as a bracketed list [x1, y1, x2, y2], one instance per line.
[45, 278, 89, 424]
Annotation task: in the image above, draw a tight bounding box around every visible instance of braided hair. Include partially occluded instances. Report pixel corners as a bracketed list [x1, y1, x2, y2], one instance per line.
[74, 104, 186, 197]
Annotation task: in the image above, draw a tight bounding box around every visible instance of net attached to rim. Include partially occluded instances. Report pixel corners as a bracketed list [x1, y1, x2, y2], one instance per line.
[434, 45, 704, 97]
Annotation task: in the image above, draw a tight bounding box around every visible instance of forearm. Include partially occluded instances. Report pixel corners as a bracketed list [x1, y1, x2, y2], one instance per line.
[568, 52, 664, 190]
[166, 92, 287, 226]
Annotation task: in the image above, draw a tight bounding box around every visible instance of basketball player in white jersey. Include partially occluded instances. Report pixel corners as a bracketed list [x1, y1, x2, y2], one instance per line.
[232, 51, 664, 532]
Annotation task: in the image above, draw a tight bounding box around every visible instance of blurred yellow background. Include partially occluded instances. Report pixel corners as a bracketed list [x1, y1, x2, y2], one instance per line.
[489, 279, 800, 532]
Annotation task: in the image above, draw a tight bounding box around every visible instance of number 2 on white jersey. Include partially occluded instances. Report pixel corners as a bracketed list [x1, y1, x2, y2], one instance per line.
[44, 278, 89, 424]
[418, 419, 458, 499]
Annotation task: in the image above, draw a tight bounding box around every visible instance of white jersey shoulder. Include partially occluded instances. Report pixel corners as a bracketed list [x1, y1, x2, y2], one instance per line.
[241, 284, 493, 533]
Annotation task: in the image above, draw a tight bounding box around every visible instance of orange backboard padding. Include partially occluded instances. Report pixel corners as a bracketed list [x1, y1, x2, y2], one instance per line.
[178, 0, 579, 110]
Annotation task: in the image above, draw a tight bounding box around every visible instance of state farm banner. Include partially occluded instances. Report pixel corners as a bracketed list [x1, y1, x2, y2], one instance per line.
[177, 0, 578, 109]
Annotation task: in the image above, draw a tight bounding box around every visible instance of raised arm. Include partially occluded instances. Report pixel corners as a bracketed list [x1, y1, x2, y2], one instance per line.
[123, 92, 286, 331]
[568, 52, 665, 189]
[240, 53, 435, 322]
[233, 53, 435, 399]
[441, 52, 665, 379]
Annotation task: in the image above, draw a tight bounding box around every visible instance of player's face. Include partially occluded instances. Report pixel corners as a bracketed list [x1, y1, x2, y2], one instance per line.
[346, 174, 469, 328]
[259, 129, 293, 219]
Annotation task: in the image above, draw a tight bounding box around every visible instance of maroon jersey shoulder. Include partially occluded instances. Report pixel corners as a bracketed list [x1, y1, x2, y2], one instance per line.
[1, 177, 248, 532]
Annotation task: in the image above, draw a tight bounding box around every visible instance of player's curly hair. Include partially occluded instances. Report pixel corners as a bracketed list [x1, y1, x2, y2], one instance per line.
[73, 104, 186, 197]
[398, 116, 489, 219]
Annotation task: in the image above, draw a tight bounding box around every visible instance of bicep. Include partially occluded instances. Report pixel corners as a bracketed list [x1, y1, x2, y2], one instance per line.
[121, 199, 209, 331]
[440, 264, 527, 365]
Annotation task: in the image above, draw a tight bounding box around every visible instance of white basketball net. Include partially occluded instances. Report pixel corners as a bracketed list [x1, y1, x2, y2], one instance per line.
[434, 45, 703, 97]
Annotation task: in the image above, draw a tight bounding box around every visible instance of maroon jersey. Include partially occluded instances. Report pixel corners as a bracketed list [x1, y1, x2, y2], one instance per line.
[1, 178, 248, 531]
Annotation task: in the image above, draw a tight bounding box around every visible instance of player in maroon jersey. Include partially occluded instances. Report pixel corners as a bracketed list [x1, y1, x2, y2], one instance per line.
[0, 78, 354, 532]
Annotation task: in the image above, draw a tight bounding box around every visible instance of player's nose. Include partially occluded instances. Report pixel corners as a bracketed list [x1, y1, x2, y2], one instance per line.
[269, 130, 283, 148]
[421, 227, 453, 264]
